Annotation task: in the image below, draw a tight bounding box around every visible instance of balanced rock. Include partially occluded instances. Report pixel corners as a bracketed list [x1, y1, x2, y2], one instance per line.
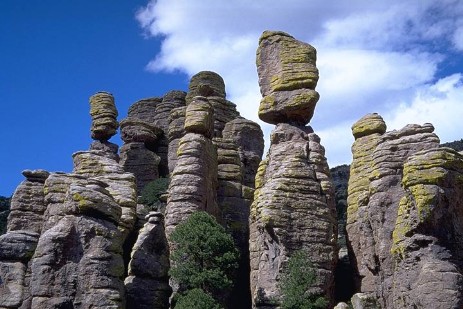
[89, 91, 119, 141]
[257, 31, 320, 125]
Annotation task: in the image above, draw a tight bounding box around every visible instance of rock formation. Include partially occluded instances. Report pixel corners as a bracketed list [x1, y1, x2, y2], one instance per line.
[164, 95, 219, 236]
[89, 92, 120, 161]
[125, 211, 171, 309]
[346, 113, 463, 308]
[249, 31, 337, 308]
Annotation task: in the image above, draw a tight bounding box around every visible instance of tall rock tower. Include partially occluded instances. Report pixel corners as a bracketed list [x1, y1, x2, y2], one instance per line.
[346, 114, 463, 308]
[249, 31, 337, 308]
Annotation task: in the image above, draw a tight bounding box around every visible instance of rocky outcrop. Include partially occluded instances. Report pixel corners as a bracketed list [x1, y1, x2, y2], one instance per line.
[0, 170, 47, 309]
[346, 113, 463, 308]
[250, 31, 337, 308]
[390, 147, 463, 308]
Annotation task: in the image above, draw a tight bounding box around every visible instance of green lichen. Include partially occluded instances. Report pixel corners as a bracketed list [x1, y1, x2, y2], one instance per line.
[391, 196, 413, 258]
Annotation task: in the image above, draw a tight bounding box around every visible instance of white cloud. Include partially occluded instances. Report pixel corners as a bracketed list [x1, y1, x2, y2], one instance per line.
[136, 0, 463, 166]
[384, 74, 463, 144]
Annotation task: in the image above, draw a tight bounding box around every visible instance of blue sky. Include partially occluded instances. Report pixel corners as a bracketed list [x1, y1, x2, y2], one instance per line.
[0, 1, 189, 196]
[2, 0, 463, 196]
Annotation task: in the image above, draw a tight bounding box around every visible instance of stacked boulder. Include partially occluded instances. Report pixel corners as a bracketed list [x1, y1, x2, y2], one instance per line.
[89, 92, 120, 161]
[249, 31, 337, 308]
[346, 113, 463, 308]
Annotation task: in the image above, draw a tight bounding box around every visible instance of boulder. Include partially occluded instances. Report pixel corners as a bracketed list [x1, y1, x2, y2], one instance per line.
[256, 31, 319, 125]
[89, 91, 119, 141]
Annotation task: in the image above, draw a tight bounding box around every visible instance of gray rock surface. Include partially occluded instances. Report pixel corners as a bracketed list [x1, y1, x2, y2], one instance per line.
[125, 212, 171, 309]
[249, 124, 337, 307]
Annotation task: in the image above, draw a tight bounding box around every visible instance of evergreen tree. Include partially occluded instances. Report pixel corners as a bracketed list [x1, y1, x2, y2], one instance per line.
[279, 250, 328, 309]
[169, 211, 239, 305]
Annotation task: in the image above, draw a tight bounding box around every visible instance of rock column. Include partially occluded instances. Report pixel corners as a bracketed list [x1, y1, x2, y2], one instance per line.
[249, 31, 337, 308]
[164, 96, 219, 236]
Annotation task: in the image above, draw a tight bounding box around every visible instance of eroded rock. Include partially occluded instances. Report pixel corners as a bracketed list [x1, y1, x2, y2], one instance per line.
[257, 31, 319, 125]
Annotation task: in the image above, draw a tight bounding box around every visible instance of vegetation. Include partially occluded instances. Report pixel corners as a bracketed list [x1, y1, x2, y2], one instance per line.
[169, 211, 240, 307]
[0, 196, 11, 235]
[441, 139, 463, 152]
[139, 177, 169, 211]
[279, 250, 328, 309]
[175, 288, 222, 309]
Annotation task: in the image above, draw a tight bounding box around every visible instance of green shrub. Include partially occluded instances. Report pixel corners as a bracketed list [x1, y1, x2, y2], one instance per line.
[169, 211, 240, 304]
[279, 250, 328, 309]
[175, 288, 222, 309]
[139, 177, 169, 211]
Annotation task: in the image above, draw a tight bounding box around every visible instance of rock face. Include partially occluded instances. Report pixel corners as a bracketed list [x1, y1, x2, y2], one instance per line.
[250, 31, 337, 308]
[125, 212, 171, 309]
[346, 113, 463, 308]
[256, 31, 319, 125]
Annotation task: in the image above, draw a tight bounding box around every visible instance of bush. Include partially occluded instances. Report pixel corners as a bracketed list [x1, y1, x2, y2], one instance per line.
[139, 177, 169, 211]
[279, 250, 328, 309]
[169, 211, 240, 304]
[175, 288, 222, 309]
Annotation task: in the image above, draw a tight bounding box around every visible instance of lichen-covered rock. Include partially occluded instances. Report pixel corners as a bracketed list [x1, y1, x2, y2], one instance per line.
[390, 147, 463, 308]
[119, 142, 161, 194]
[184, 96, 214, 138]
[73, 150, 137, 239]
[89, 91, 119, 141]
[125, 212, 171, 309]
[249, 123, 337, 307]
[256, 31, 320, 125]
[167, 107, 187, 174]
[345, 114, 463, 308]
[7, 170, 49, 234]
[185, 71, 226, 104]
[164, 132, 218, 236]
[346, 114, 387, 290]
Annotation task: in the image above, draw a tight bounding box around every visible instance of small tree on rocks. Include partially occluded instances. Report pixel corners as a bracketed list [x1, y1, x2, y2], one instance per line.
[169, 211, 240, 306]
[279, 250, 328, 309]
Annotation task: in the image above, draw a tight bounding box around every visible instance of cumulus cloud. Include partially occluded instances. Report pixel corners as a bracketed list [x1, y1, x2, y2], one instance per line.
[136, 0, 463, 166]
